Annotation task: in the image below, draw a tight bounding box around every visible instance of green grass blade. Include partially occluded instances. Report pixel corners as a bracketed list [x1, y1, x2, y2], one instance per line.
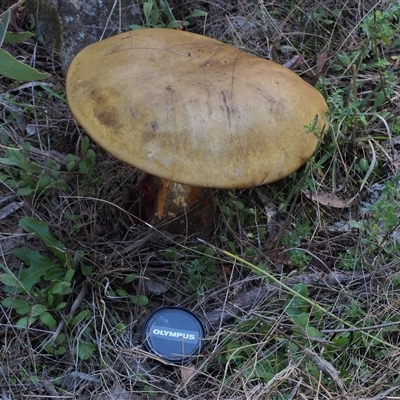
[18, 217, 67, 264]
[0, 9, 10, 47]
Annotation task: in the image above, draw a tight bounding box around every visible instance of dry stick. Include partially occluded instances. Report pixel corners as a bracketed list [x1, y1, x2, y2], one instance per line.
[50, 283, 86, 343]
[199, 240, 400, 351]
[321, 320, 400, 334]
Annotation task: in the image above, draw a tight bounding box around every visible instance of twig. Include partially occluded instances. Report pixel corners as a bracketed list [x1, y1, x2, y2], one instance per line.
[28, 145, 68, 165]
[360, 386, 400, 400]
[50, 283, 86, 343]
[321, 320, 400, 334]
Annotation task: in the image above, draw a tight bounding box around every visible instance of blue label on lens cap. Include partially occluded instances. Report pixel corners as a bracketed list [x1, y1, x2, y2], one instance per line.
[143, 307, 205, 364]
[150, 327, 198, 341]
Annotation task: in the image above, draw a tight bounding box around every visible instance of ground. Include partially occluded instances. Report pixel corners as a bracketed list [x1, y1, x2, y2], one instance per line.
[1, 1, 400, 399]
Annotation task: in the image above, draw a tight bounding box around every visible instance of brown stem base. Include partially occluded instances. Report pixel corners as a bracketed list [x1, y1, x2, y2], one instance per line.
[137, 174, 214, 235]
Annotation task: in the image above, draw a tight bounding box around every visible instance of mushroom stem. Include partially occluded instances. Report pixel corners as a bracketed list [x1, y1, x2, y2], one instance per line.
[138, 174, 214, 234]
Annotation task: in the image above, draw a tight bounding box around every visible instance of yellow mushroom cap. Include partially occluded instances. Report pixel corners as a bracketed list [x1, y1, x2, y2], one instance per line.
[66, 29, 328, 189]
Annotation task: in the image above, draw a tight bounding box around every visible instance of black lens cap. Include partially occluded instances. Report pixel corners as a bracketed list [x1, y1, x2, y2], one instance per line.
[142, 306, 205, 364]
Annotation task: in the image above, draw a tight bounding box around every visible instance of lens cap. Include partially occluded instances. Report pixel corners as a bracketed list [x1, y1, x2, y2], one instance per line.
[142, 306, 205, 364]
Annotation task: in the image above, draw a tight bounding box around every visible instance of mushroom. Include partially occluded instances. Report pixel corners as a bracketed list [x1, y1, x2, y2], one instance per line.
[66, 29, 328, 232]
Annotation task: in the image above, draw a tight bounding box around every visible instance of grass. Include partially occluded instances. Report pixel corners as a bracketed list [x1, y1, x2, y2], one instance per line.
[1, 0, 400, 399]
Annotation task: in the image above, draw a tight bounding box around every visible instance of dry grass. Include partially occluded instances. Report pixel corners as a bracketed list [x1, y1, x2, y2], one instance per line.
[1, 0, 400, 399]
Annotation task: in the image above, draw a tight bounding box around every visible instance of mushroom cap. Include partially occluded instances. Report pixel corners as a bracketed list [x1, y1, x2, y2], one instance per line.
[66, 29, 328, 189]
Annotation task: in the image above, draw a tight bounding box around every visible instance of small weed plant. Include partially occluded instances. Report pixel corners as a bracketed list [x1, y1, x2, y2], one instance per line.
[130, 0, 207, 30]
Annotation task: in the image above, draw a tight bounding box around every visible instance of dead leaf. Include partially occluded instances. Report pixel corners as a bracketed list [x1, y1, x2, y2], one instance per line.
[316, 49, 328, 74]
[282, 55, 305, 70]
[144, 279, 169, 295]
[264, 249, 292, 266]
[299, 49, 328, 86]
[180, 363, 196, 385]
[391, 157, 400, 173]
[302, 190, 356, 208]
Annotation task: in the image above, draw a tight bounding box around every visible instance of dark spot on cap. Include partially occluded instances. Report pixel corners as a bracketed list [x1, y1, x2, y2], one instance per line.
[90, 87, 123, 132]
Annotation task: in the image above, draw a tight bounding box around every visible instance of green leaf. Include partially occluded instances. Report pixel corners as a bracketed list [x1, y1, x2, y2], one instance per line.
[331, 334, 350, 348]
[0, 273, 17, 287]
[1, 297, 14, 307]
[49, 280, 72, 295]
[116, 288, 129, 297]
[0, 9, 10, 47]
[56, 302, 67, 310]
[370, 90, 387, 112]
[16, 315, 37, 328]
[293, 312, 309, 329]
[64, 268, 75, 282]
[4, 31, 35, 44]
[0, 155, 23, 167]
[123, 274, 140, 284]
[131, 294, 149, 306]
[143, 1, 154, 27]
[78, 160, 89, 175]
[15, 304, 31, 315]
[338, 52, 351, 67]
[284, 283, 309, 318]
[56, 346, 67, 355]
[77, 341, 96, 360]
[18, 217, 67, 264]
[185, 10, 208, 20]
[81, 264, 92, 276]
[167, 21, 188, 29]
[160, 0, 175, 23]
[43, 268, 65, 281]
[17, 187, 35, 196]
[129, 24, 145, 30]
[80, 136, 90, 154]
[56, 179, 69, 191]
[66, 154, 78, 170]
[70, 309, 91, 326]
[12, 246, 52, 266]
[12, 247, 55, 291]
[203, 247, 216, 257]
[86, 149, 96, 163]
[30, 304, 47, 317]
[2, 297, 29, 309]
[305, 325, 323, 338]
[40, 311, 57, 328]
[0, 48, 50, 81]
[67, 161, 76, 172]
[0, 148, 41, 172]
